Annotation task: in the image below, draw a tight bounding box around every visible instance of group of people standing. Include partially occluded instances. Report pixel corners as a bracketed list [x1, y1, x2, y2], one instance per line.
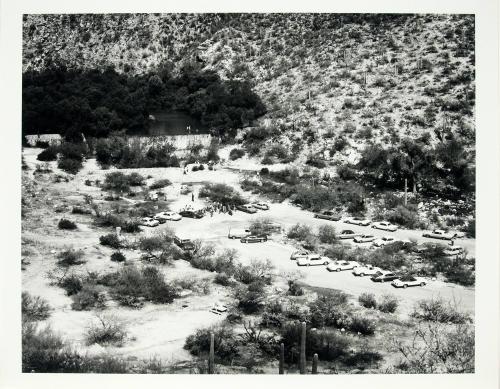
[200, 202, 237, 217]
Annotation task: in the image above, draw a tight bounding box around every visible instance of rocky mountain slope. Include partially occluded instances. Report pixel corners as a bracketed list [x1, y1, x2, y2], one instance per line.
[23, 14, 475, 163]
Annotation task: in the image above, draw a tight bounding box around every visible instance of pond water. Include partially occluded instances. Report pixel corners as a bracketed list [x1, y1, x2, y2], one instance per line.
[146, 111, 210, 136]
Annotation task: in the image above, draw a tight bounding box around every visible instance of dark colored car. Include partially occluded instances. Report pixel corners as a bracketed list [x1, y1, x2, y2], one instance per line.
[371, 271, 399, 283]
[174, 236, 195, 251]
[240, 235, 268, 243]
[179, 210, 204, 219]
[314, 210, 342, 221]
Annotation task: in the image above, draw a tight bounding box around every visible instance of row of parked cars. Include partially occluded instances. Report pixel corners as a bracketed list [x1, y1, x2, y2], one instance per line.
[290, 250, 427, 288]
[236, 202, 270, 214]
[314, 211, 462, 241]
[139, 208, 212, 227]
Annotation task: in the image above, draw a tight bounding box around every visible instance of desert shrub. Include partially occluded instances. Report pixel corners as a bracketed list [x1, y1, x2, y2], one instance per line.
[127, 172, 145, 186]
[233, 259, 274, 285]
[358, 293, 377, 309]
[22, 292, 51, 322]
[305, 155, 326, 168]
[58, 218, 77, 230]
[349, 315, 376, 335]
[103, 172, 145, 193]
[99, 233, 122, 249]
[71, 284, 106, 311]
[138, 231, 178, 264]
[149, 179, 171, 190]
[121, 219, 141, 233]
[184, 325, 239, 364]
[287, 223, 313, 241]
[59, 274, 83, 296]
[463, 218, 475, 238]
[280, 323, 351, 362]
[199, 183, 246, 205]
[260, 167, 269, 175]
[317, 224, 337, 244]
[105, 265, 179, 307]
[110, 251, 126, 262]
[57, 249, 85, 267]
[233, 281, 267, 314]
[72, 206, 92, 215]
[85, 314, 127, 346]
[22, 323, 83, 373]
[213, 273, 235, 286]
[37, 146, 58, 161]
[387, 205, 420, 228]
[308, 294, 349, 328]
[229, 148, 245, 160]
[411, 298, 472, 324]
[378, 294, 399, 313]
[444, 265, 475, 286]
[287, 280, 304, 296]
[249, 218, 280, 236]
[323, 244, 357, 262]
[342, 350, 384, 369]
[58, 157, 83, 174]
[94, 213, 124, 228]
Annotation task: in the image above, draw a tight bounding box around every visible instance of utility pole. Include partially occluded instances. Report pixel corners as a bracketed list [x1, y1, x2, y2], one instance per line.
[208, 332, 215, 374]
[299, 322, 306, 374]
[404, 178, 408, 206]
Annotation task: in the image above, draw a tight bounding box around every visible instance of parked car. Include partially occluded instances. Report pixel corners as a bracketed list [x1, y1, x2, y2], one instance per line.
[354, 234, 376, 243]
[422, 229, 457, 240]
[290, 250, 310, 260]
[338, 229, 361, 239]
[252, 202, 270, 210]
[179, 209, 204, 219]
[326, 260, 359, 272]
[241, 235, 268, 243]
[174, 236, 195, 250]
[352, 265, 382, 276]
[345, 217, 371, 226]
[228, 228, 251, 239]
[371, 271, 399, 283]
[236, 204, 258, 214]
[139, 217, 160, 227]
[314, 210, 341, 221]
[371, 221, 398, 231]
[443, 246, 464, 257]
[373, 236, 396, 247]
[155, 211, 182, 222]
[297, 254, 331, 267]
[392, 276, 427, 288]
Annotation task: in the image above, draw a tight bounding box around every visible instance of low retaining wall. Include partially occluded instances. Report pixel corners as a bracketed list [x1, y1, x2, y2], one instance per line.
[130, 134, 213, 150]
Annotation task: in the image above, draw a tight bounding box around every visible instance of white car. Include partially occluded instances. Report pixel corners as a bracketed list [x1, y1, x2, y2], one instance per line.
[252, 202, 270, 210]
[443, 246, 464, 257]
[290, 250, 310, 260]
[354, 234, 376, 243]
[422, 229, 457, 240]
[326, 260, 360, 272]
[371, 221, 398, 232]
[352, 265, 382, 276]
[297, 255, 331, 267]
[392, 276, 427, 288]
[228, 228, 251, 239]
[345, 217, 371, 226]
[139, 217, 160, 227]
[373, 236, 396, 247]
[155, 211, 182, 222]
[338, 230, 361, 239]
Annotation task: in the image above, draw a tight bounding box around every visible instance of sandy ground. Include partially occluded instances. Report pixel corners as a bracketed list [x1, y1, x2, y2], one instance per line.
[21, 148, 475, 364]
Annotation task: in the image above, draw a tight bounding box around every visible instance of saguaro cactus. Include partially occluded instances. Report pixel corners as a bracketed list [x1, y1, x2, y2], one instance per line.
[279, 343, 285, 374]
[312, 353, 318, 374]
[299, 322, 306, 374]
[208, 331, 215, 374]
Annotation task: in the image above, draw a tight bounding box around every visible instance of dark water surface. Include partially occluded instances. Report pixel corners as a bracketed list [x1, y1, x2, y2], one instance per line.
[146, 111, 210, 136]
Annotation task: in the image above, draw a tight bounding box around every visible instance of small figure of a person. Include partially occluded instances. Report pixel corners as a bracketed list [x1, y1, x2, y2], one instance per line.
[191, 193, 195, 202]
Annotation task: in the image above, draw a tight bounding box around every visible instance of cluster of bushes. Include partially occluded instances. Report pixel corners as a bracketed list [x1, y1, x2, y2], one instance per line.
[95, 136, 180, 169]
[410, 298, 472, 324]
[56, 249, 86, 267]
[286, 223, 337, 249]
[198, 183, 246, 205]
[103, 171, 145, 193]
[262, 144, 295, 164]
[358, 293, 399, 313]
[229, 148, 245, 160]
[149, 179, 171, 190]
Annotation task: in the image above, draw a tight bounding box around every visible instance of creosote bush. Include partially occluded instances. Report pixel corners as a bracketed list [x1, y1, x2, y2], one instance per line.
[58, 218, 77, 230]
[85, 314, 127, 346]
[359, 293, 377, 309]
[110, 251, 126, 262]
[57, 249, 85, 267]
[378, 294, 399, 313]
[22, 292, 51, 322]
[411, 298, 471, 324]
[99, 233, 122, 249]
[184, 325, 239, 364]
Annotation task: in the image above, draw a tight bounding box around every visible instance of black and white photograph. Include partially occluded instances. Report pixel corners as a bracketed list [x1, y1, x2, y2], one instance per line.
[0, 0, 499, 387]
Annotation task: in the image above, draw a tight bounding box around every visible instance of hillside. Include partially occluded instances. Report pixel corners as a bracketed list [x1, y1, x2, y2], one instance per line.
[23, 13, 475, 165]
